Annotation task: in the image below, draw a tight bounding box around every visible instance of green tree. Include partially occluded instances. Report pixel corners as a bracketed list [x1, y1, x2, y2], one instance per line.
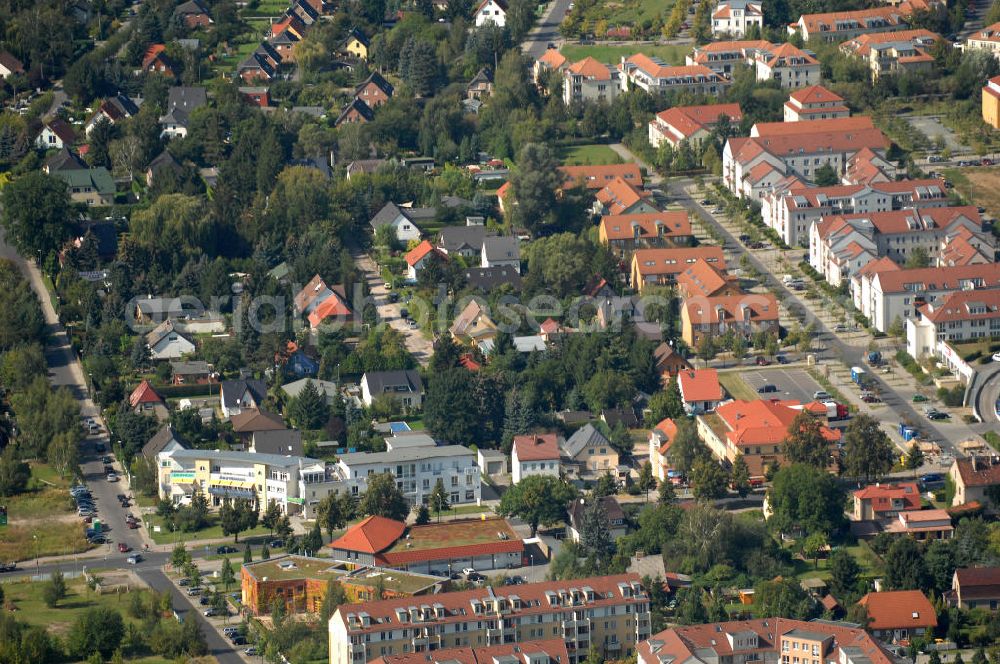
[289, 379, 329, 429]
[508, 142, 563, 232]
[783, 412, 831, 468]
[638, 461, 656, 502]
[42, 570, 67, 607]
[219, 557, 235, 591]
[171, 542, 191, 568]
[261, 542, 271, 560]
[424, 369, 480, 444]
[0, 172, 74, 261]
[316, 492, 354, 538]
[905, 442, 925, 475]
[319, 579, 347, 623]
[415, 504, 431, 524]
[829, 548, 861, 598]
[243, 542, 252, 564]
[802, 532, 829, 569]
[884, 535, 926, 590]
[497, 475, 578, 535]
[429, 478, 450, 522]
[696, 334, 716, 366]
[752, 578, 815, 619]
[658, 479, 677, 504]
[0, 445, 30, 496]
[67, 607, 125, 660]
[261, 500, 281, 536]
[731, 454, 751, 498]
[691, 458, 728, 502]
[275, 514, 293, 544]
[582, 370, 635, 413]
[905, 247, 931, 268]
[842, 414, 895, 481]
[813, 163, 839, 186]
[767, 464, 846, 535]
[358, 472, 409, 521]
[302, 523, 323, 556]
[579, 497, 615, 569]
[645, 381, 685, 425]
[667, 418, 710, 475]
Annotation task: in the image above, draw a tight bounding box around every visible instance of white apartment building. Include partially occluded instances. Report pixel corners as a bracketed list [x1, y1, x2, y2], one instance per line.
[333, 445, 481, 506]
[964, 21, 1000, 59]
[562, 57, 623, 105]
[854, 263, 1000, 332]
[511, 434, 561, 484]
[687, 40, 774, 75]
[907, 290, 1000, 360]
[790, 7, 911, 42]
[619, 54, 728, 96]
[712, 0, 763, 37]
[762, 178, 948, 247]
[783, 84, 851, 121]
[810, 206, 989, 287]
[752, 42, 821, 88]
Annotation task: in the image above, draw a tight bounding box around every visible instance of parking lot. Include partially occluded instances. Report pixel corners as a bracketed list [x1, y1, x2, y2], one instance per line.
[738, 368, 829, 404]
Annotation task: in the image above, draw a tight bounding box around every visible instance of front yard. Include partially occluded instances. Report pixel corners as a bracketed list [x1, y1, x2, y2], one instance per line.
[147, 514, 274, 545]
[558, 143, 623, 165]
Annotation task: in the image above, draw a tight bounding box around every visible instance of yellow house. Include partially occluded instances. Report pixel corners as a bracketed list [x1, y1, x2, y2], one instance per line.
[344, 28, 369, 61]
[562, 423, 619, 475]
[984, 76, 1000, 129]
[449, 300, 498, 345]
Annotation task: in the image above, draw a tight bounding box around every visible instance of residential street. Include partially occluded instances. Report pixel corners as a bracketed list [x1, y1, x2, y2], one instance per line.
[522, 0, 575, 59]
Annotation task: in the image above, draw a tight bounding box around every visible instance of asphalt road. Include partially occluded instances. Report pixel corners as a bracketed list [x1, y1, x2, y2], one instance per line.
[974, 362, 1000, 425]
[522, 0, 574, 59]
[667, 179, 961, 455]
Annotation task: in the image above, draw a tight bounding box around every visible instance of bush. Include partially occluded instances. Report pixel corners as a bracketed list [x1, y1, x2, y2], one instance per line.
[937, 385, 965, 407]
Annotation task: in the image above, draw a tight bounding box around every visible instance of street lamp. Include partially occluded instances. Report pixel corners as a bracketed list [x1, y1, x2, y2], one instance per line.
[32, 534, 38, 574]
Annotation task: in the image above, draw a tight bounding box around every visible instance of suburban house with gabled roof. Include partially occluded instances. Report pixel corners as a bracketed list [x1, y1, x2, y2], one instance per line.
[406, 239, 447, 281]
[562, 57, 624, 104]
[84, 94, 141, 135]
[335, 98, 374, 127]
[130, 380, 166, 417]
[784, 84, 850, 122]
[360, 370, 423, 409]
[142, 44, 175, 76]
[159, 86, 207, 139]
[675, 259, 741, 299]
[512, 433, 561, 483]
[593, 177, 657, 216]
[220, 378, 267, 418]
[630, 246, 727, 292]
[437, 225, 495, 258]
[0, 50, 23, 79]
[567, 496, 625, 542]
[142, 425, 189, 459]
[561, 423, 618, 475]
[619, 54, 729, 96]
[648, 103, 743, 150]
[307, 287, 353, 329]
[681, 293, 779, 347]
[599, 211, 694, 255]
[54, 168, 115, 206]
[294, 274, 334, 314]
[354, 71, 394, 108]
[342, 28, 369, 60]
[951, 567, 1000, 610]
[449, 300, 498, 345]
[238, 52, 277, 82]
[712, 0, 763, 37]
[481, 236, 520, 271]
[36, 119, 76, 150]
[474, 0, 507, 26]
[43, 147, 86, 174]
[171, 360, 212, 385]
[653, 342, 692, 381]
[648, 418, 678, 482]
[852, 482, 922, 521]
[370, 202, 431, 243]
[857, 590, 937, 642]
[533, 46, 569, 87]
[145, 319, 195, 360]
[949, 455, 1000, 508]
[676, 369, 724, 414]
[174, 0, 213, 28]
[250, 428, 303, 456]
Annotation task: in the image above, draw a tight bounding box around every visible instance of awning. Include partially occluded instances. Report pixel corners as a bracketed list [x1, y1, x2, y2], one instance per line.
[208, 486, 255, 498]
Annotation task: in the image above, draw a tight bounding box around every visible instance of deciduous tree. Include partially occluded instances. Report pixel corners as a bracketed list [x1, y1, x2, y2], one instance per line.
[842, 414, 894, 481]
[497, 474, 577, 535]
[358, 472, 409, 521]
[783, 412, 832, 468]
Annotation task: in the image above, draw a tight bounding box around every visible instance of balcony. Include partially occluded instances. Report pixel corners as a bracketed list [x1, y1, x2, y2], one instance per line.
[607, 641, 623, 651]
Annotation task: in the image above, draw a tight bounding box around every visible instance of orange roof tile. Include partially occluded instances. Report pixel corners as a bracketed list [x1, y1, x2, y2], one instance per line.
[537, 49, 568, 69]
[632, 246, 727, 276]
[858, 590, 937, 630]
[513, 433, 560, 461]
[129, 379, 163, 407]
[567, 56, 613, 79]
[595, 176, 651, 215]
[682, 293, 779, 325]
[675, 259, 732, 298]
[853, 482, 921, 512]
[405, 239, 445, 267]
[560, 163, 642, 190]
[788, 84, 844, 105]
[677, 369, 723, 403]
[307, 291, 353, 328]
[328, 515, 407, 554]
[600, 211, 692, 241]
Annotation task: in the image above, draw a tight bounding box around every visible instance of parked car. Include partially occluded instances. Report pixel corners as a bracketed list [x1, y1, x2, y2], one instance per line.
[912, 394, 928, 402]
[88, 535, 108, 544]
[776, 355, 789, 364]
[178, 578, 191, 587]
[126, 520, 140, 529]
[757, 384, 777, 394]
[126, 554, 142, 564]
[223, 627, 241, 636]
[106, 473, 118, 482]
[462, 568, 477, 576]
[755, 356, 770, 366]
[927, 410, 950, 420]
[204, 608, 220, 617]
[992, 351, 1000, 362]
[813, 391, 831, 401]
[231, 636, 248, 646]
[186, 586, 202, 596]
[199, 596, 210, 606]
[216, 545, 238, 555]
[268, 539, 284, 549]
[245, 647, 260, 656]
[118, 543, 130, 553]
[0, 562, 17, 572]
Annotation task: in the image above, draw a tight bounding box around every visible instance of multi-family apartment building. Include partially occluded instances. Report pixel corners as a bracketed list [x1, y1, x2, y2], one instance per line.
[680, 293, 780, 347]
[156, 448, 338, 518]
[560, 163, 643, 190]
[598, 211, 693, 255]
[964, 21, 1000, 59]
[853, 262, 1000, 332]
[333, 445, 481, 506]
[762, 178, 948, 247]
[638, 618, 900, 664]
[619, 55, 729, 95]
[696, 399, 840, 477]
[984, 76, 1000, 129]
[562, 57, 623, 105]
[370, 639, 571, 664]
[533, 47, 569, 87]
[789, 7, 912, 42]
[809, 206, 989, 287]
[686, 40, 774, 75]
[907, 289, 1000, 359]
[648, 103, 743, 150]
[840, 29, 940, 80]
[329, 574, 651, 664]
[712, 0, 763, 37]
[723, 117, 889, 199]
[511, 433, 561, 483]
[629, 247, 727, 292]
[752, 43, 821, 88]
[783, 84, 851, 121]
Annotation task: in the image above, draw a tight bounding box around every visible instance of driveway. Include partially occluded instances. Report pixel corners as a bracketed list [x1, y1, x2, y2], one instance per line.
[351, 250, 433, 365]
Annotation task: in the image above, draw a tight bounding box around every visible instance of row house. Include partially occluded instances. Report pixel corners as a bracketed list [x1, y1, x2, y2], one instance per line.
[810, 205, 989, 287]
[598, 211, 694, 255]
[648, 102, 743, 150]
[593, 177, 657, 216]
[853, 262, 1000, 333]
[619, 54, 729, 96]
[329, 574, 651, 664]
[752, 42, 821, 89]
[907, 289, 1000, 359]
[712, 0, 763, 37]
[722, 117, 889, 199]
[841, 29, 941, 80]
[629, 246, 726, 293]
[783, 84, 851, 122]
[680, 292, 779, 347]
[675, 258, 742, 298]
[843, 146, 897, 185]
[790, 6, 912, 42]
[562, 57, 623, 105]
[762, 177, 948, 247]
[686, 40, 774, 76]
[371, 640, 570, 664]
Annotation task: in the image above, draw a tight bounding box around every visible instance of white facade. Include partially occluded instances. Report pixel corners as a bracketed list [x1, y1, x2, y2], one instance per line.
[148, 331, 195, 360]
[562, 61, 624, 105]
[334, 445, 481, 506]
[36, 125, 69, 150]
[474, 0, 506, 27]
[712, 0, 763, 37]
[753, 48, 821, 89]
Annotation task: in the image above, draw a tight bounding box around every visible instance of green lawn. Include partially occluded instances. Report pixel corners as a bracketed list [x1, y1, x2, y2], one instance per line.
[558, 144, 623, 166]
[718, 371, 758, 401]
[148, 515, 274, 545]
[3, 576, 154, 636]
[560, 43, 688, 66]
[1, 482, 92, 563]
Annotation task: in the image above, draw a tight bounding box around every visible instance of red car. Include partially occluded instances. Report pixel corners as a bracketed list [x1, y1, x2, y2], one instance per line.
[756, 356, 770, 366]
[126, 521, 139, 529]
[118, 543, 130, 553]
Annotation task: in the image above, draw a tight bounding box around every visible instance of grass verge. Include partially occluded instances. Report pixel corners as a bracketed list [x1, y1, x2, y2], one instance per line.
[718, 371, 758, 401]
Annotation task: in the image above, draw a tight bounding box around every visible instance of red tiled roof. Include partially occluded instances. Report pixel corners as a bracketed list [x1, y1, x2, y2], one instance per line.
[853, 482, 921, 512]
[954, 457, 1000, 488]
[677, 369, 723, 403]
[308, 291, 353, 327]
[600, 211, 692, 240]
[788, 84, 844, 105]
[567, 56, 612, 79]
[142, 44, 168, 69]
[858, 590, 937, 630]
[370, 639, 569, 664]
[682, 293, 779, 325]
[873, 263, 1000, 294]
[920, 289, 1000, 324]
[753, 115, 875, 136]
[653, 103, 742, 142]
[759, 42, 819, 68]
[537, 49, 568, 69]
[513, 433, 560, 461]
[560, 163, 642, 190]
[715, 399, 840, 447]
[654, 418, 678, 454]
[405, 240, 445, 267]
[381, 538, 523, 566]
[797, 7, 908, 35]
[329, 515, 406, 554]
[129, 380, 163, 407]
[954, 567, 1000, 598]
[676, 259, 732, 298]
[595, 176, 651, 215]
[632, 246, 727, 276]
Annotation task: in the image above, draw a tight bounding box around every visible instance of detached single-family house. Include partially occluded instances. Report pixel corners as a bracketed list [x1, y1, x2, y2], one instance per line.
[54, 168, 115, 206]
[343, 28, 369, 60]
[230, 409, 287, 444]
[405, 240, 447, 281]
[282, 378, 340, 404]
[36, 119, 76, 150]
[84, 94, 141, 135]
[857, 590, 937, 643]
[567, 496, 626, 542]
[360, 370, 424, 409]
[648, 418, 678, 482]
[171, 360, 212, 385]
[220, 378, 267, 418]
[475, 0, 507, 27]
[174, 0, 213, 28]
[949, 456, 1000, 508]
[250, 428, 304, 456]
[129, 380, 167, 418]
[145, 319, 195, 360]
[437, 225, 495, 259]
[511, 433, 561, 484]
[159, 86, 207, 139]
[951, 567, 1000, 610]
[370, 202, 431, 243]
[449, 300, 498, 345]
[562, 423, 619, 475]
[142, 44, 175, 76]
[851, 482, 921, 521]
[0, 51, 24, 79]
[141, 425, 189, 459]
[653, 342, 692, 381]
[481, 236, 520, 271]
[677, 369, 724, 414]
[354, 72, 394, 108]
